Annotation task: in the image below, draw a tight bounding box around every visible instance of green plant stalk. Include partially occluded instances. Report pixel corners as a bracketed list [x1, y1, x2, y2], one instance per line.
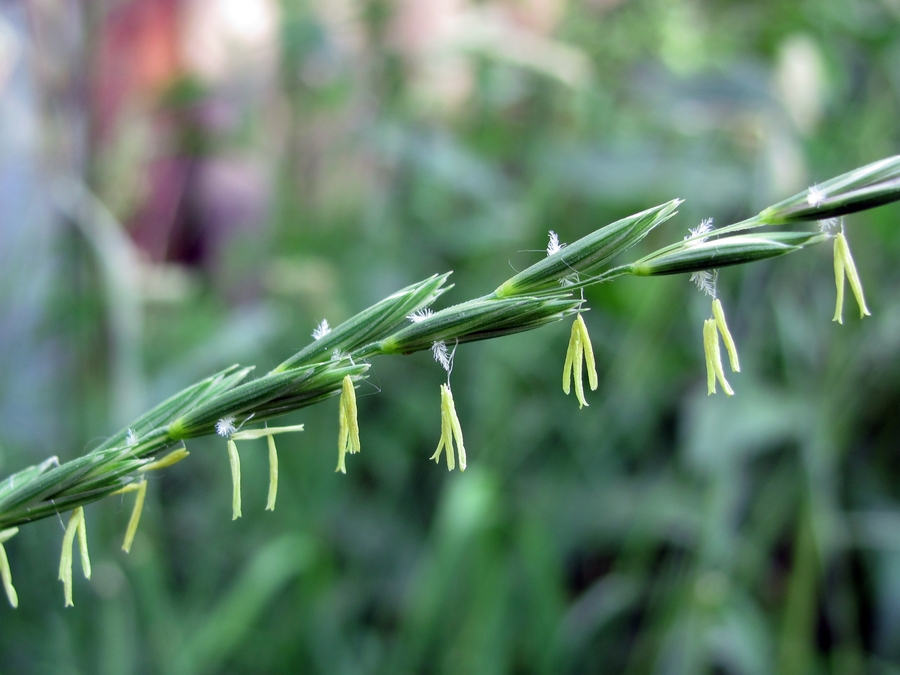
[1, 156, 899, 534]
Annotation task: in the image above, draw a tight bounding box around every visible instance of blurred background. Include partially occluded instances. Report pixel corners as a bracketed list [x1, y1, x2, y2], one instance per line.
[1, 0, 900, 673]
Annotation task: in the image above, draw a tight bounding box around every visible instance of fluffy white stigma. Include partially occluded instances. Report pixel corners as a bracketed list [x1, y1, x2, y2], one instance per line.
[312, 319, 331, 340]
[407, 308, 434, 323]
[216, 416, 237, 437]
[547, 230, 563, 256]
[432, 341, 452, 371]
[690, 270, 717, 297]
[687, 218, 713, 240]
[807, 185, 825, 207]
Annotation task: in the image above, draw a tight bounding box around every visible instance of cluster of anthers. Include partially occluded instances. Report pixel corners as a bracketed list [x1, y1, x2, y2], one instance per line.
[548, 231, 600, 408]
[687, 199, 870, 400]
[685, 220, 741, 396]
[216, 420, 305, 520]
[16, 445, 195, 608]
[808, 188, 870, 323]
[428, 340, 466, 471]
[40, 417, 306, 608]
[824, 220, 870, 323]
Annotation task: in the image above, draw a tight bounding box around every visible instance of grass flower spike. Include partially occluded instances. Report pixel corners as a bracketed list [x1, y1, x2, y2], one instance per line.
[832, 232, 871, 323]
[336, 375, 361, 474]
[562, 314, 598, 408]
[0, 527, 19, 608]
[432, 384, 466, 471]
[0, 155, 899, 608]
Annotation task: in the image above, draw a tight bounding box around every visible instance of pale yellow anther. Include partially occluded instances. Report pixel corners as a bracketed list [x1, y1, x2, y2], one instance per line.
[0, 527, 19, 608]
[562, 314, 598, 408]
[336, 401, 349, 474]
[573, 332, 586, 407]
[712, 299, 740, 372]
[59, 507, 90, 607]
[266, 434, 278, 511]
[336, 375, 360, 474]
[579, 315, 599, 391]
[140, 447, 190, 472]
[833, 233, 870, 323]
[230, 423, 302, 510]
[227, 439, 242, 520]
[562, 322, 577, 396]
[122, 479, 147, 553]
[431, 383, 466, 471]
[230, 424, 304, 441]
[703, 319, 717, 395]
[435, 391, 454, 471]
[111, 482, 142, 495]
[833, 236, 846, 324]
[77, 511, 91, 581]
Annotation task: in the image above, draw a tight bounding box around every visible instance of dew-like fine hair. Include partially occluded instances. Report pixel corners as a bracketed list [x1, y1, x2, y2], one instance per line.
[216, 416, 237, 437]
[312, 319, 331, 340]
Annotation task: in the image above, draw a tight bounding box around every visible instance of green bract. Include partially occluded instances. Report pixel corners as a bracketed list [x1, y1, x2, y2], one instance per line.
[168, 360, 369, 440]
[495, 199, 682, 297]
[274, 273, 452, 371]
[760, 155, 900, 225]
[374, 295, 583, 356]
[629, 232, 830, 277]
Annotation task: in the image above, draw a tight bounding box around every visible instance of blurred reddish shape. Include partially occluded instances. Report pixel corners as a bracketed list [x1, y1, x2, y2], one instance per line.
[92, 0, 182, 141]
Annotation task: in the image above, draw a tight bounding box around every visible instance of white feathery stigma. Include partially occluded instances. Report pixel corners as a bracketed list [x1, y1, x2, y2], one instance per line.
[125, 429, 138, 446]
[807, 185, 826, 207]
[312, 319, 331, 340]
[216, 416, 236, 437]
[819, 217, 841, 234]
[407, 308, 434, 323]
[690, 270, 717, 298]
[547, 230, 563, 256]
[432, 341, 452, 372]
[687, 218, 713, 240]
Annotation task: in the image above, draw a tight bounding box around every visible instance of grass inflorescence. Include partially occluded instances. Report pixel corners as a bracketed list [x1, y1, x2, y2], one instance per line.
[1, 155, 900, 607]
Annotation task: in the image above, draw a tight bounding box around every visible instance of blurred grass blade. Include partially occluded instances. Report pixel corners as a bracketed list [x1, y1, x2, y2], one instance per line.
[175, 534, 314, 675]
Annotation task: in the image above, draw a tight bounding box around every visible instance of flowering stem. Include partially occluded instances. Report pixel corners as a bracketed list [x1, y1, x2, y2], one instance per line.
[0, 155, 896, 604]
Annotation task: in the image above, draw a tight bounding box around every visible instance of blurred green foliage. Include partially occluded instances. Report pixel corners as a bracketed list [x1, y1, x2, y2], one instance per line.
[1, 0, 900, 673]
